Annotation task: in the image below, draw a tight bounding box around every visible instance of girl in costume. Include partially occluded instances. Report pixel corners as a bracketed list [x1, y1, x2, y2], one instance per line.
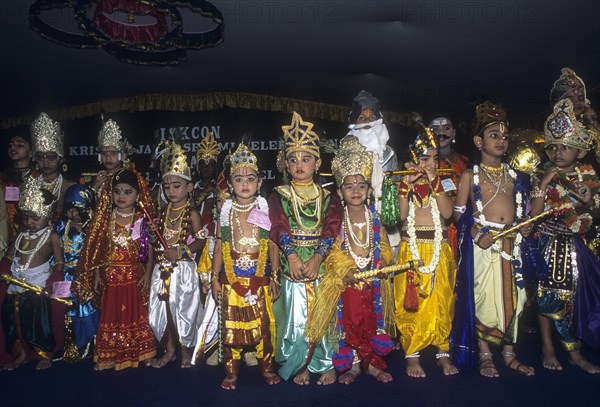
[269, 112, 342, 385]
[395, 128, 458, 378]
[308, 136, 395, 384]
[211, 142, 280, 389]
[75, 169, 156, 370]
[530, 99, 600, 373]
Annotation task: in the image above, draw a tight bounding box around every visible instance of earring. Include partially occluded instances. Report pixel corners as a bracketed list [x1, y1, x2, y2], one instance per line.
[62, 163, 68, 172]
[452, 139, 456, 144]
[367, 195, 371, 206]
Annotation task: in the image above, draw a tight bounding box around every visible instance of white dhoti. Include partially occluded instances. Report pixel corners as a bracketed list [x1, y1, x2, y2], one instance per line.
[148, 259, 203, 347]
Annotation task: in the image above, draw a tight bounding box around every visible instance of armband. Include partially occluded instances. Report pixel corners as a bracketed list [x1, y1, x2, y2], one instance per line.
[453, 205, 466, 214]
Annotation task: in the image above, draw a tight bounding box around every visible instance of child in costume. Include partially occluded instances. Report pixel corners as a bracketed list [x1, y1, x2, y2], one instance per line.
[530, 99, 600, 373]
[452, 102, 535, 378]
[269, 112, 342, 385]
[91, 119, 135, 198]
[54, 184, 98, 360]
[75, 169, 156, 370]
[394, 128, 458, 378]
[211, 142, 280, 389]
[30, 113, 75, 218]
[147, 140, 204, 369]
[308, 136, 395, 384]
[1, 177, 63, 370]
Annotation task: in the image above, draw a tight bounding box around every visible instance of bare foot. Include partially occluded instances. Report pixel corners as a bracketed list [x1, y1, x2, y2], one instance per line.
[181, 347, 193, 369]
[293, 369, 310, 385]
[437, 355, 459, 376]
[478, 354, 499, 378]
[367, 364, 393, 383]
[317, 369, 336, 385]
[541, 348, 563, 371]
[150, 352, 176, 369]
[35, 358, 52, 371]
[569, 353, 600, 374]
[406, 357, 426, 378]
[263, 371, 281, 385]
[2, 349, 28, 371]
[338, 364, 361, 385]
[392, 340, 401, 351]
[503, 353, 535, 376]
[221, 375, 237, 390]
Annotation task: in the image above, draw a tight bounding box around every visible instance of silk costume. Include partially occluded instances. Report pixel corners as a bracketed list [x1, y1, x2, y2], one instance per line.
[269, 185, 342, 380]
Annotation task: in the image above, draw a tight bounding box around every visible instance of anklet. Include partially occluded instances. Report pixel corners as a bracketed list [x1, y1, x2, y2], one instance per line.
[501, 351, 516, 358]
[436, 352, 451, 360]
[405, 352, 420, 359]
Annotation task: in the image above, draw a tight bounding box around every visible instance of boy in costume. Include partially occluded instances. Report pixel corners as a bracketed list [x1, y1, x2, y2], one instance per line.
[270, 112, 342, 385]
[148, 140, 204, 368]
[1, 177, 63, 370]
[211, 142, 280, 389]
[530, 99, 600, 373]
[395, 128, 458, 377]
[308, 136, 395, 384]
[452, 101, 535, 378]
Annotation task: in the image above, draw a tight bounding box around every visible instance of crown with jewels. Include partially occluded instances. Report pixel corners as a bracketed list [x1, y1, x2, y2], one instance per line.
[409, 127, 438, 163]
[19, 176, 57, 219]
[98, 119, 132, 153]
[544, 98, 595, 151]
[230, 142, 258, 174]
[196, 132, 221, 164]
[31, 112, 64, 158]
[471, 101, 508, 136]
[331, 136, 373, 186]
[158, 140, 192, 181]
[550, 67, 590, 107]
[281, 112, 320, 158]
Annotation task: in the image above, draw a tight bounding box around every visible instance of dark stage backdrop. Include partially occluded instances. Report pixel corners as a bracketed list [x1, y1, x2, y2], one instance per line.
[0, 107, 420, 192]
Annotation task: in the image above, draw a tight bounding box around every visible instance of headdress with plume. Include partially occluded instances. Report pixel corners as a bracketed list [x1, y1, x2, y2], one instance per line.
[31, 112, 64, 158]
[63, 184, 96, 226]
[550, 67, 590, 107]
[19, 176, 57, 219]
[471, 101, 508, 136]
[331, 136, 373, 186]
[409, 127, 438, 163]
[196, 132, 221, 164]
[544, 98, 595, 151]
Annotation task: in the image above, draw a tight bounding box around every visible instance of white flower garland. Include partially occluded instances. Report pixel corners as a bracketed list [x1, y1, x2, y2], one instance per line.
[473, 163, 523, 270]
[220, 196, 268, 227]
[407, 196, 442, 276]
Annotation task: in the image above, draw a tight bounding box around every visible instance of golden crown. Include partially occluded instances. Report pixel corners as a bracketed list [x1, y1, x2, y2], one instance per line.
[158, 140, 192, 181]
[281, 112, 320, 158]
[409, 127, 438, 163]
[331, 136, 373, 186]
[544, 99, 594, 151]
[230, 142, 258, 174]
[31, 112, 64, 158]
[196, 132, 221, 163]
[19, 176, 57, 219]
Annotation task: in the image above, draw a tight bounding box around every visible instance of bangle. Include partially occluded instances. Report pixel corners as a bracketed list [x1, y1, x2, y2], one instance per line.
[530, 187, 546, 199]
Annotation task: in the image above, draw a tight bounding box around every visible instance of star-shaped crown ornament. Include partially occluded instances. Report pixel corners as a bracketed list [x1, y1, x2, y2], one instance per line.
[281, 112, 320, 159]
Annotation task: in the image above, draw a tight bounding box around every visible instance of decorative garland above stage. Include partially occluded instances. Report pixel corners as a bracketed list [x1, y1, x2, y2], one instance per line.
[0, 92, 418, 129]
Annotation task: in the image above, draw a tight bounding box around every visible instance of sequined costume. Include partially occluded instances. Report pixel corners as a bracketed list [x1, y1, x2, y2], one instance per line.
[269, 185, 342, 380]
[55, 220, 98, 351]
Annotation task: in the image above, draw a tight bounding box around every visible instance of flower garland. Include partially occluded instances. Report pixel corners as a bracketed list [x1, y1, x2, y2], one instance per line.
[472, 163, 525, 287]
[220, 196, 269, 297]
[544, 163, 598, 234]
[332, 205, 391, 372]
[407, 196, 442, 277]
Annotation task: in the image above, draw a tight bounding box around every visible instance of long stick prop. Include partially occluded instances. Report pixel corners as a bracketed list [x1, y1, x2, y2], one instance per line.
[384, 168, 455, 176]
[491, 208, 556, 242]
[137, 200, 169, 250]
[0, 274, 73, 306]
[354, 259, 423, 280]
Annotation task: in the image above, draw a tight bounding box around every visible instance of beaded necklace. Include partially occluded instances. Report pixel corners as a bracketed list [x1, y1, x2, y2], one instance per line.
[38, 173, 63, 198]
[289, 182, 322, 230]
[472, 163, 525, 287]
[14, 226, 52, 277]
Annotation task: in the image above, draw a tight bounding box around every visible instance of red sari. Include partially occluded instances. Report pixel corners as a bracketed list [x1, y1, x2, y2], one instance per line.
[94, 221, 156, 370]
